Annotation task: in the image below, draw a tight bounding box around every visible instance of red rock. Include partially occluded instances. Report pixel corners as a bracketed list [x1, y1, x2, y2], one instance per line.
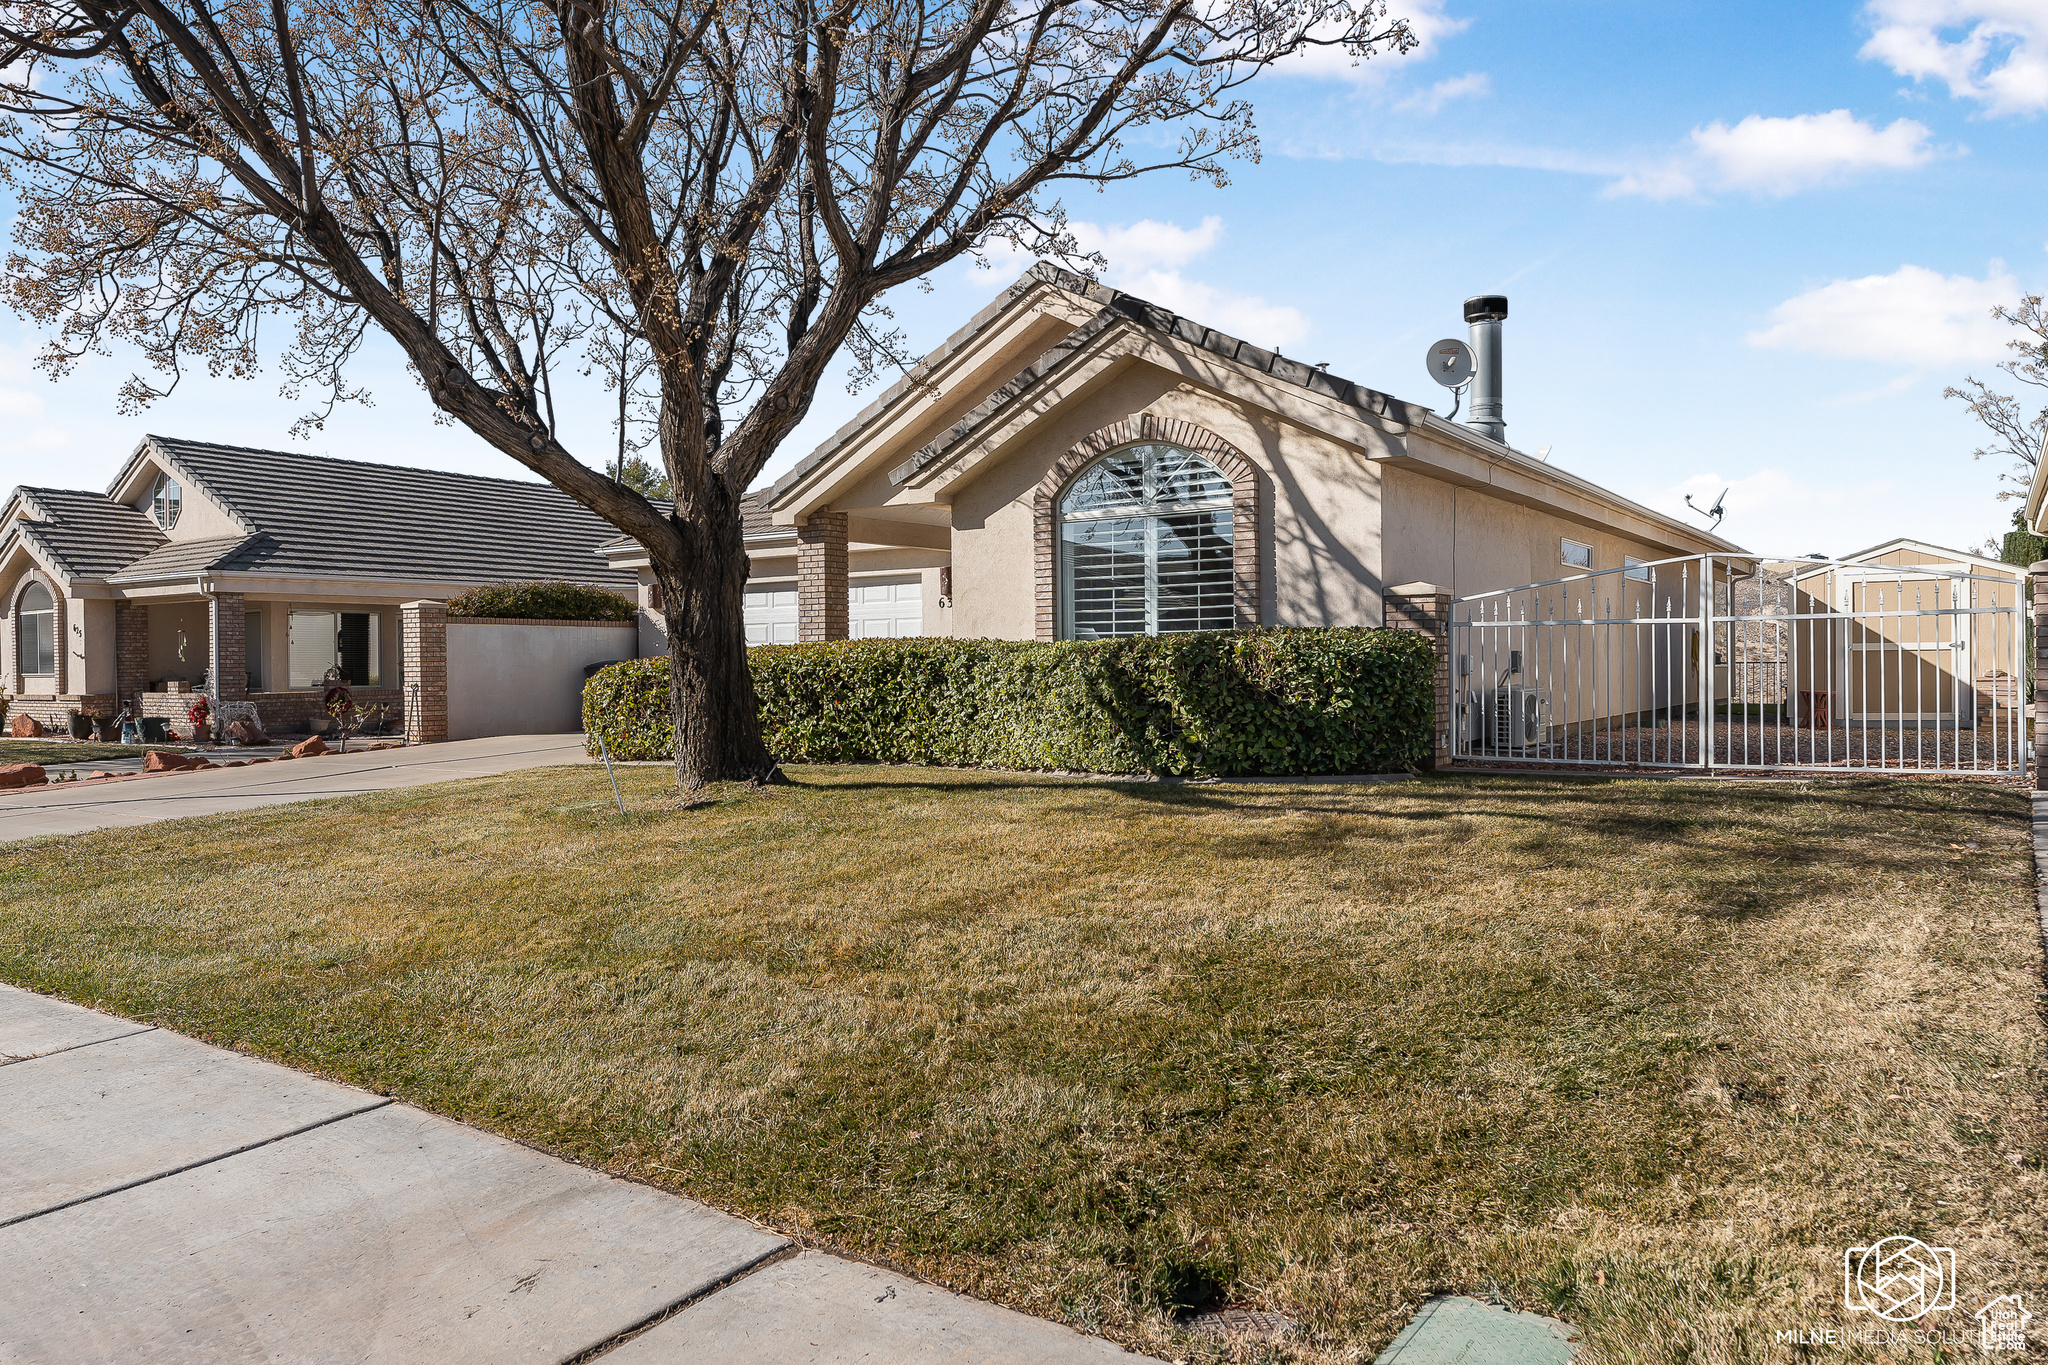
[246, 757, 271, 765]
[226, 719, 267, 746]
[8, 714, 43, 738]
[0, 762, 47, 788]
[143, 751, 181, 773]
[290, 736, 330, 759]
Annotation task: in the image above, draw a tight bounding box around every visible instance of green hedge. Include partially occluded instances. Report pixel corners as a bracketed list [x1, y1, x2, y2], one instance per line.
[447, 580, 636, 622]
[583, 629, 1436, 776]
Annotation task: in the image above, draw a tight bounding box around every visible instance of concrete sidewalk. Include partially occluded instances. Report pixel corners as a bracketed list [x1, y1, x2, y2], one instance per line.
[0, 734, 594, 842]
[0, 984, 1157, 1363]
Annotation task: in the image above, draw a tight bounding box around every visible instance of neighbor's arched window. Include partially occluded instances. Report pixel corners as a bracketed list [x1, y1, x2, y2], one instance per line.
[16, 582, 54, 677]
[1058, 443, 1235, 639]
[150, 474, 181, 529]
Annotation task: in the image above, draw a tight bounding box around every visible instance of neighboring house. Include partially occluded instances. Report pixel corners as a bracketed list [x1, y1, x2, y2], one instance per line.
[604, 264, 1741, 655]
[1, 437, 634, 733]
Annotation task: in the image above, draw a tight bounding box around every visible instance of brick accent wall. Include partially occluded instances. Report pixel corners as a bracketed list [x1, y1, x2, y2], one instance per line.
[1386, 582, 1454, 770]
[2034, 562, 2047, 791]
[797, 511, 850, 642]
[1030, 414, 1262, 640]
[116, 601, 150, 705]
[208, 591, 247, 702]
[10, 695, 118, 732]
[7, 567, 65, 696]
[402, 600, 449, 745]
[136, 688, 403, 738]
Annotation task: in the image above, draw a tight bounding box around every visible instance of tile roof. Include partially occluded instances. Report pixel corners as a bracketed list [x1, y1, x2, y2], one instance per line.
[773, 261, 1429, 503]
[596, 488, 784, 555]
[138, 437, 635, 587]
[111, 534, 260, 579]
[12, 486, 167, 578]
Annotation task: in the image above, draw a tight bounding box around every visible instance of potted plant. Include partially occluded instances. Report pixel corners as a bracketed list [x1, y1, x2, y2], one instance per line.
[187, 696, 212, 743]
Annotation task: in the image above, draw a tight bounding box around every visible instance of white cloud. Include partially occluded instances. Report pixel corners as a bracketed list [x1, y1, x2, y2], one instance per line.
[1607, 110, 1938, 200]
[1861, 0, 2048, 117]
[1394, 72, 1492, 115]
[1104, 268, 1312, 349]
[955, 216, 1310, 350]
[1747, 262, 2018, 367]
[1069, 217, 1223, 273]
[1279, 0, 1470, 83]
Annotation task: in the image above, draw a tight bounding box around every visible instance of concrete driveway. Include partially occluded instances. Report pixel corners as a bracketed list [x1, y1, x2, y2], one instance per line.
[0, 735, 595, 842]
[0, 984, 1157, 1364]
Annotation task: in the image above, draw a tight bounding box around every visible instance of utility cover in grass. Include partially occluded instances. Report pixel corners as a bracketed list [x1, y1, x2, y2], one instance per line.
[1375, 1296, 1575, 1363]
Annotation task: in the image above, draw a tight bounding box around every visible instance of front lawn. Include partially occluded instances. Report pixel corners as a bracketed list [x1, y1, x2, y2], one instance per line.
[0, 739, 181, 765]
[1, 769, 2040, 1363]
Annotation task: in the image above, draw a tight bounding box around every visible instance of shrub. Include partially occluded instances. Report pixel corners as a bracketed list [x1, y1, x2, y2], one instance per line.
[583, 629, 1436, 775]
[446, 580, 636, 622]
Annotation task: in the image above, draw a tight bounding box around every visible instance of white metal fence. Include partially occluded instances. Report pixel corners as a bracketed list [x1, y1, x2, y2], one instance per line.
[1448, 553, 2028, 774]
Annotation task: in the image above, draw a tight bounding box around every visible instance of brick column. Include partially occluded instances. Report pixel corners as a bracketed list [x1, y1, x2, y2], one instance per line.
[1387, 581, 1454, 770]
[207, 591, 246, 701]
[797, 510, 849, 643]
[402, 600, 448, 745]
[2033, 562, 2048, 791]
[115, 601, 150, 704]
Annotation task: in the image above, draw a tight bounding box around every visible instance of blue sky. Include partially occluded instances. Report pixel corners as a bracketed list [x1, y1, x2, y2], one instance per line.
[3, 0, 2043, 557]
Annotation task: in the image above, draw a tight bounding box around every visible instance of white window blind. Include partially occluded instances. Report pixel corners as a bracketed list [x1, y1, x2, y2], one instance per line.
[1058, 444, 1235, 639]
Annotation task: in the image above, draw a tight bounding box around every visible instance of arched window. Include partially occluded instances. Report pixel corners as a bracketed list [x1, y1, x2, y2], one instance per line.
[150, 474, 181, 529]
[1058, 443, 1235, 639]
[16, 582, 54, 677]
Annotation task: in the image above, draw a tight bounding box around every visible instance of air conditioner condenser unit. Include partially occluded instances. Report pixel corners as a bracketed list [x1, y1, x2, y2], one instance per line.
[1467, 686, 1543, 749]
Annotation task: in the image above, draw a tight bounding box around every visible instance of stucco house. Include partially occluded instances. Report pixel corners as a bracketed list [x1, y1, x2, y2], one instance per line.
[1, 438, 634, 734]
[604, 263, 1740, 656]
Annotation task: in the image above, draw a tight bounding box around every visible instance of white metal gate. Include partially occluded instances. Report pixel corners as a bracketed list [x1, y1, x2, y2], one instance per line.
[1448, 553, 2028, 774]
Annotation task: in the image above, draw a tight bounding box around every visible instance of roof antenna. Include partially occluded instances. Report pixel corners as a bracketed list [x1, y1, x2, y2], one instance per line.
[1684, 488, 1728, 531]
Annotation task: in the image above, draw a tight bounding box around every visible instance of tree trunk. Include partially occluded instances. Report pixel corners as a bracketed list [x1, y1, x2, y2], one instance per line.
[654, 502, 774, 787]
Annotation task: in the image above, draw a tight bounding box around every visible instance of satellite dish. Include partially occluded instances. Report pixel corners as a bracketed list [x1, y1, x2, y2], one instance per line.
[1425, 338, 1474, 388]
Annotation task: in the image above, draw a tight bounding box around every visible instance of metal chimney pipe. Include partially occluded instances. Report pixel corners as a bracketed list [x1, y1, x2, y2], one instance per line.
[1463, 295, 1507, 444]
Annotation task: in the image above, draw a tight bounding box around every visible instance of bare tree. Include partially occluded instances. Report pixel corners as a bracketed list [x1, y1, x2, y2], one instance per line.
[1949, 293, 2048, 500]
[0, 0, 1411, 785]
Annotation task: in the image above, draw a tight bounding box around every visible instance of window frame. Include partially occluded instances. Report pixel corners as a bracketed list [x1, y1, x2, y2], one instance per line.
[1623, 555, 1652, 583]
[1056, 442, 1236, 640]
[150, 474, 182, 530]
[15, 582, 54, 677]
[1561, 538, 1593, 570]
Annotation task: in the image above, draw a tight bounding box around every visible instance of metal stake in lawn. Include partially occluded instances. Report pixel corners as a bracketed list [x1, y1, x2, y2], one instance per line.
[593, 730, 627, 816]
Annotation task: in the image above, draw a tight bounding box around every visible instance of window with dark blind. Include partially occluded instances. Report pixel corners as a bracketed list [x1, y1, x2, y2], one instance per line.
[1058, 444, 1234, 639]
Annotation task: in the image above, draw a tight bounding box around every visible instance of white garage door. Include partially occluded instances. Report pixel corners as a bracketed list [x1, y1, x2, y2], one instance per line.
[744, 585, 798, 645]
[851, 577, 923, 638]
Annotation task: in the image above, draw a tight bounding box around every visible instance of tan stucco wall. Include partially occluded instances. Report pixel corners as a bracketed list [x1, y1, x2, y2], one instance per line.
[146, 601, 211, 684]
[127, 463, 243, 542]
[73, 597, 116, 696]
[1381, 463, 1694, 601]
[941, 363, 1394, 639]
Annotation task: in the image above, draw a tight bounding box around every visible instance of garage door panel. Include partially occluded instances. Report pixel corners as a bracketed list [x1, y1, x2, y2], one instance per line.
[746, 578, 923, 643]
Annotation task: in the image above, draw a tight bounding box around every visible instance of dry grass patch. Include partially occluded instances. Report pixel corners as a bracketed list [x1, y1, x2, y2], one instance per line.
[0, 768, 2042, 1363]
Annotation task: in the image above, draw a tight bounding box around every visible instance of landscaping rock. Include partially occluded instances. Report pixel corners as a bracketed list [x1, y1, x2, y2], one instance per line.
[8, 714, 43, 738]
[143, 752, 213, 774]
[0, 762, 48, 788]
[289, 736, 329, 759]
[226, 719, 267, 746]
